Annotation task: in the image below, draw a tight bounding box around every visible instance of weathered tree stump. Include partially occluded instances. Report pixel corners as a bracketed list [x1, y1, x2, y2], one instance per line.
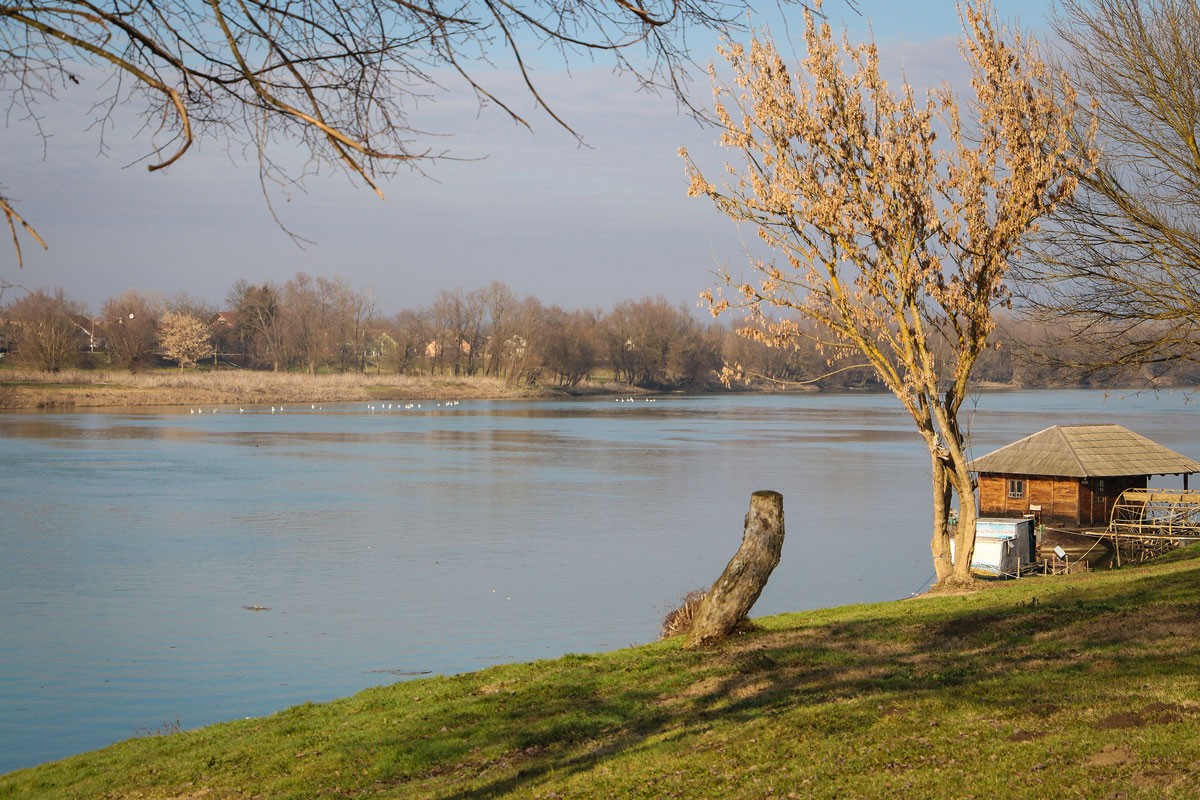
[685, 490, 785, 649]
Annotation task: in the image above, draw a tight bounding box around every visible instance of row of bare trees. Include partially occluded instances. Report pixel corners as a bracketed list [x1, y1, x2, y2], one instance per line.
[0, 278, 725, 387]
[225, 275, 377, 373]
[6, 273, 1198, 389]
[373, 287, 728, 389]
[0, 287, 217, 371]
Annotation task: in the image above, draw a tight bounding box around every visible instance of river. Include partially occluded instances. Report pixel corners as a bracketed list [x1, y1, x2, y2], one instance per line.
[1, 388, 1196, 772]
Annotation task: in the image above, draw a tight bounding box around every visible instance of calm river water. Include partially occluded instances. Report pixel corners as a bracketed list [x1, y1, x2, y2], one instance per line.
[2, 389, 1197, 772]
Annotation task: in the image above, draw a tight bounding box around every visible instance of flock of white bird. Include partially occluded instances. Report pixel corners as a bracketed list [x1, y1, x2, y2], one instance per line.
[187, 397, 668, 415]
[187, 400, 466, 415]
[365, 400, 462, 412]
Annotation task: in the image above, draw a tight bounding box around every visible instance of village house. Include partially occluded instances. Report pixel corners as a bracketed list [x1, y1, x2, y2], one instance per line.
[969, 424, 1200, 529]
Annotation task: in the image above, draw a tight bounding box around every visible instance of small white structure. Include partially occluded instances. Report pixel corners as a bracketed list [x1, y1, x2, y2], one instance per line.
[951, 517, 1036, 577]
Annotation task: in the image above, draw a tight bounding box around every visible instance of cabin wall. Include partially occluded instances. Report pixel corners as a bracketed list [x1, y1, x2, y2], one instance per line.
[1043, 478, 1080, 526]
[977, 473, 1148, 528]
[978, 473, 1080, 526]
[1081, 475, 1146, 527]
[1077, 480, 1096, 526]
[977, 474, 1007, 518]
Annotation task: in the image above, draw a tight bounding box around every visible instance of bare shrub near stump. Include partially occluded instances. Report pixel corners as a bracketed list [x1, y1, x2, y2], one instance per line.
[660, 590, 707, 639]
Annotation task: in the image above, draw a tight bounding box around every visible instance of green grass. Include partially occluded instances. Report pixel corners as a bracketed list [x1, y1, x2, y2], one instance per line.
[6, 550, 1200, 799]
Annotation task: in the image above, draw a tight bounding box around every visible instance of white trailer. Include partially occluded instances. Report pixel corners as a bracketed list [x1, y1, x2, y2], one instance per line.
[951, 517, 1036, 577]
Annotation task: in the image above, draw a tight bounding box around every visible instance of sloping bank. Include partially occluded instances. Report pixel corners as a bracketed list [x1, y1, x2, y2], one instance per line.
[5, 548, 1200, 799]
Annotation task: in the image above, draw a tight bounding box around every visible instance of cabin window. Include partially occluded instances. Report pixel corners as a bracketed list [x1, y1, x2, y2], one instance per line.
[1007, 479, 1025, 499]
[1095, 479, 1106, 497]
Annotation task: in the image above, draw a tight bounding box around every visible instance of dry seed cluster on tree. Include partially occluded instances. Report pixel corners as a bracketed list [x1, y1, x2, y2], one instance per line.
[682, 1, 1093, 584]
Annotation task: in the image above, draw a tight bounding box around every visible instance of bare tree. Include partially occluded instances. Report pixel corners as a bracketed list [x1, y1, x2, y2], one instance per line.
[101, 290, 163, 370]
[1015, 0, 1200, 376]
[1, 0, 816, 263]
[479, 281, 520, 379]
[604, 296, 695, 387]
[321, 276, 375, 372]
[158, 311, 214, 370]
[673, 319, 724, 388]
[680, 1, 1089, 585]
[537, 305, 601, 388]
[2, 287, 87, 371]
[382, 307, 432, 375]
[281, 273, 329, 374]
[429, 288, 484, 376]
[601, 296, 719, 388]
[228, 281, 287, 371]
[498, 296, 545, 386]
[165, 292, 216, 323]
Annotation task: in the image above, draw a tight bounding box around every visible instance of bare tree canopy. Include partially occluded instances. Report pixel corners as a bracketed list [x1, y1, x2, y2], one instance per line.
[681, 0, 1088, 585]
[0, 0, 829, 264]
[2, 287, 87, 370]
[1016, 0, 1200, 375]
[101, 289, 163, 370]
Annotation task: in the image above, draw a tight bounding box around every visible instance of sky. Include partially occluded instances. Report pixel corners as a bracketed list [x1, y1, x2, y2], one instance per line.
[2, 1, 1057, 317]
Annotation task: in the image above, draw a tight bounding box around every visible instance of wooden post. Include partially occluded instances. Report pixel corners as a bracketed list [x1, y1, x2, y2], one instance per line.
[685, 490, 785, 649]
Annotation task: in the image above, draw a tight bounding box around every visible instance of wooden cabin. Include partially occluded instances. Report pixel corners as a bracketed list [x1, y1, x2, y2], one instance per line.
[969, 424, 1200, 529]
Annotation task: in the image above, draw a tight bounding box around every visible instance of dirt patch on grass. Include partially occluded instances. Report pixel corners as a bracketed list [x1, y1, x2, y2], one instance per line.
[1095, 702, 1198, 730]
[1065, 606, 1200, 646]
[667, 676, 725, 704]
[724, 625, 822, 652]
[1087, 743, 1135, 766]
[728, 677, 776, 702]
[916, 576, 992, 597]
[929, 611, 1011, 640]
[1131, 770, 1199, 792]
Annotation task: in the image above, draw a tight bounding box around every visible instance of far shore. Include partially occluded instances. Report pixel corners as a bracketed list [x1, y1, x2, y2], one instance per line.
[0, 368, 655, 410]
[1, 367, 1156, 411]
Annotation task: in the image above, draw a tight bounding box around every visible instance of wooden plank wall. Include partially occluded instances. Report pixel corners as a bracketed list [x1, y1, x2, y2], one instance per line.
[1046, 478, 1080, 525]
[978, 474, 1079, 525]
[978, 475, 1008, 516]
[978, 473, 1149, 527]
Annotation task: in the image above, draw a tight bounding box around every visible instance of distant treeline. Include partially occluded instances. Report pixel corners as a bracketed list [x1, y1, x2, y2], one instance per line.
[4, 275, 1198, 390]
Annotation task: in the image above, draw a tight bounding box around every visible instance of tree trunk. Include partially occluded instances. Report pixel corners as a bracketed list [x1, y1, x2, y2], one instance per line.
[929, 453, 955, 583]
[685, 490, 785, 649]
[949, 466, 978, 582]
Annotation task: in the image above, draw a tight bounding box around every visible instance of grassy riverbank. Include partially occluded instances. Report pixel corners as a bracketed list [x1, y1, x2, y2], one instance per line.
[4, 549, 1200, 798]
[0, 368, 612, 409]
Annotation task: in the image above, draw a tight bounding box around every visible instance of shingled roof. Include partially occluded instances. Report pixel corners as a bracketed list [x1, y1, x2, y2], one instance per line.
[969, 424, 1200, 478]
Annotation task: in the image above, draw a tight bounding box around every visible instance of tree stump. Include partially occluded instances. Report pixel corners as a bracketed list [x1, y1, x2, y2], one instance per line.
[685, 490, 785, 649]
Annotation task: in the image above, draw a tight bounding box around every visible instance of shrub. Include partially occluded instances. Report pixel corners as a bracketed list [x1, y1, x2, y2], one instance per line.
[660, 590, 706, 639]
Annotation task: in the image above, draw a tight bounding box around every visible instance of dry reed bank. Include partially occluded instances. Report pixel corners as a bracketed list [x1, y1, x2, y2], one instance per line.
[0, 368, 565, 409]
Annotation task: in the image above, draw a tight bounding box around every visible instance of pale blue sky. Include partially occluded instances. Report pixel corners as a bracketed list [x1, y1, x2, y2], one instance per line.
[2, 1, 1057, 316]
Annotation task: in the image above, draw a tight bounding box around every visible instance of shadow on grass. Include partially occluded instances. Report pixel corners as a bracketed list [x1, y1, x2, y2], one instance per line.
[19, 552, 1198, 799]
[392, 554, 1200, 798]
